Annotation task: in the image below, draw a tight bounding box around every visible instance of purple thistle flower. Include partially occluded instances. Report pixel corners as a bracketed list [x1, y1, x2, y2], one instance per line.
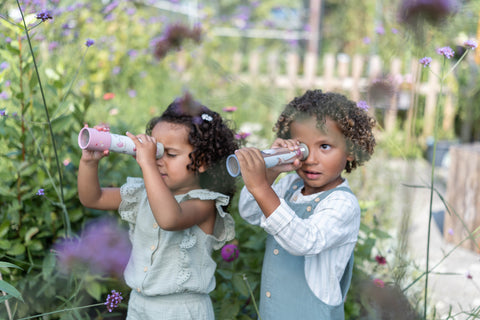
[153, 23, 203, 60]
[0, 109, 6, 116]
[36, 10, 53, 22]
[53, 218, 131, 277]
[85, 39, 95, 47]
[419, 56, 432, 67]
[398, 0, 458, 27]
[105, 290, 123, 312]
[36, 188, 45, 196]
[464, 39, 478, 50]
[357, 100, 370, 111]
[436, 46, 455, 59]
[221, 244, 239, 262]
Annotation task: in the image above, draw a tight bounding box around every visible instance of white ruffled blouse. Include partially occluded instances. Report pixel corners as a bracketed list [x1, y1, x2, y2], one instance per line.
[118, 177, 235, 296]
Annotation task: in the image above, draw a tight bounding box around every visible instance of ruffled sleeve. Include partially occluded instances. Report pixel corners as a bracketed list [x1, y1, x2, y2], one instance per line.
[175, 190, 235, 250]
[119, 177, 146, 232]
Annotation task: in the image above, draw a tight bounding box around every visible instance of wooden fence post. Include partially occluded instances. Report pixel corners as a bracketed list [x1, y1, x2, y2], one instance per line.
[444, 143, 480, 253]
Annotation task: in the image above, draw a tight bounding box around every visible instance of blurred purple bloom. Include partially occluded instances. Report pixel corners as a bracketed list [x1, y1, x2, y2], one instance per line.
[436, 46, 454, 59]
[464, 39, 478, 50]
[48, 41, 59, 51]
[0, 92, 9, 100]
[375, 25, 385, 35]
[357, 100, 370, 111]
[36, 188, 45, 196]
[221, 244, 239, 262]
[235, 132, 251, 140]
[363, 37, 371, 44]
[53, 218, 131, 277]
[391, 28, 399, 34]
[105, 290, 123, 312]
[36, 10, 53, 22]
[399, 0, 458, 27]
[112, 66, 121, 75]
[419, 56, 432, 67]
[128, 89, 137, 98]
[0, 62, 9, 71]
[85, 39, 95, 47]
[0, 109, 6, 116]
[153, 23, 202, 60]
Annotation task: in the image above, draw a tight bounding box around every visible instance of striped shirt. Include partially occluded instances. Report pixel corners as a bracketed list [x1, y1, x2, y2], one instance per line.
[238, 173, 360, 306]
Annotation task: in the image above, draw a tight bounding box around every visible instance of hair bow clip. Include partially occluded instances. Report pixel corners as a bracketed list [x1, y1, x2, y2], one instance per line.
[201, 113, 213, 122]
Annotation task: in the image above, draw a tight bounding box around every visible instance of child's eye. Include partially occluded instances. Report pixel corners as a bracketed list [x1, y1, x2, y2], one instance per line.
[320, 144, 331, 150]
[167, 153, 177, 157]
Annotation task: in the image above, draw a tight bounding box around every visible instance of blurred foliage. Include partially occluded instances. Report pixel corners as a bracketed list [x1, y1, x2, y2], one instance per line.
[1, 0, 479, 319]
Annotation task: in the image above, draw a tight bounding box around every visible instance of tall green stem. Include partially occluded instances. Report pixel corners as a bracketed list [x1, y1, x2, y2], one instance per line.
[16, 1, 69, 237]
[423, 58, 446, 319]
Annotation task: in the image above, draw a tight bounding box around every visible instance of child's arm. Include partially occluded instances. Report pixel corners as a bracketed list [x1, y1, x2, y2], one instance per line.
[126, 133, 215, 231]
[77, 149, 122, 210]
[235, 139, 302, 218]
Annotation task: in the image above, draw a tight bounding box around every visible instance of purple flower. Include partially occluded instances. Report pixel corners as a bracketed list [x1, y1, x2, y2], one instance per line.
[464, 39, 478, 50]
[0, 109, 6, 116]
[357, 100, 370, 111]
[375, 25, 385, 35]
[85, 39, 95, 47]
[221, 244, 239, 262]
[398, 0, 458, 27]
[363, 37, 371, 44]
[436, 46, 454, 59]
[235, 132, 251, 140]
[36, 188, 45, 196]
[105, 290, 123, 312]
[153, 23, 202, 60]
[0, 91, 9, 100]
[419, 56, 432, 67]
[36, 10, 53, 22]
[53, 218, 131, 277]
[0, 61, 9, 71]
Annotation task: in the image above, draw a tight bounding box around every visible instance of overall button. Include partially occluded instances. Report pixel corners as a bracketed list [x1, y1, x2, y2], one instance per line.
[273, 249, 279, 255]
[150, 245, 155, 251]
[136, 288, 141, 293]
[306, 206, 312, 212]
[314, 197, 320, 202]
[143, 266, 148, 272]
[265, 291, 271, 298]
[153, 223, 158, 229]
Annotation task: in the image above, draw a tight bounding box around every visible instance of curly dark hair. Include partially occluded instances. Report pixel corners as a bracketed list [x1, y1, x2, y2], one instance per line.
[146, 93, 239, 200]
[274, 89, 376, 173]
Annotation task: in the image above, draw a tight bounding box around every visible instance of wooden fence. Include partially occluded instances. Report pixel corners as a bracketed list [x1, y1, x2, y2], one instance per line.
[221, 51, 455, 138]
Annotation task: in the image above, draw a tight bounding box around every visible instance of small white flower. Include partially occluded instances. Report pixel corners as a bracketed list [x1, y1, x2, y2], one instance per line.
[201, 113, 212, 122]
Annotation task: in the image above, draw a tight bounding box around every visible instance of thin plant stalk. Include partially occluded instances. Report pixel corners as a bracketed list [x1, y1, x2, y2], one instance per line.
[423, 56, 446, 320]
[243, 274, 262, 320]
[17, 302, 104, 320]
[15, 1, 69, 237]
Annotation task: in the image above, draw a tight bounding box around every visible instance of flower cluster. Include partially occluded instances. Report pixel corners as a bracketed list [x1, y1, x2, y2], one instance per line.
[221, 243, 239, 262]
[357, 100, 370, 111]
[419, 56, 432, 67]
[53, 218, 131, 277]
[436, 46, 455, 59]
[105, 290, 123, 312]
[85, 39, 95, 47]
[398, 0, 458, 27]
[153, 23, 202, 60]
[36, 10, 53, 22]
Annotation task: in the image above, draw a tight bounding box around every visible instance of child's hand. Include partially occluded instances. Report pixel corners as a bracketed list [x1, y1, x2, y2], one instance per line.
[81, 148, 109, 163]
[269, 138, 303, 173]
[126, 132, 158, 168]
[234, 147, 269, 192]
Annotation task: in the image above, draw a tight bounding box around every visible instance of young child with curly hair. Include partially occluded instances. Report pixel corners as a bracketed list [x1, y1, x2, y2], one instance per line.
[78, 93, 238, 320]
[235, 89, 376, 320]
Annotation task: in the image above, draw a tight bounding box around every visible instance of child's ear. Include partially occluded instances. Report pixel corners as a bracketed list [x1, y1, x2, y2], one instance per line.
[347, 154, 355, 162]
[198, 164, 207, 173]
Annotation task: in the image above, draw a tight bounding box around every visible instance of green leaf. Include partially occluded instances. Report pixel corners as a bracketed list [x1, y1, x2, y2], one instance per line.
[25, 226, 39, 243]
[216, 269, 233, 280]
[42, 252, 56, 280]
[7, 243, 25, 255]
[0, 280, 24, 302]
[85, 281, 102, 300]
[232, 273, 249, 297]
[0, 262, 23, 270]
